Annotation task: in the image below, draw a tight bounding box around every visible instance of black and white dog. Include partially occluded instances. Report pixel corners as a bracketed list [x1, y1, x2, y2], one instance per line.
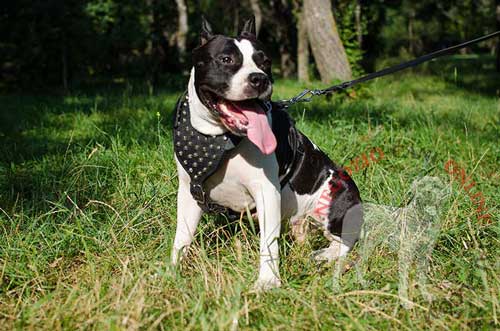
[171, 17, 363, 290]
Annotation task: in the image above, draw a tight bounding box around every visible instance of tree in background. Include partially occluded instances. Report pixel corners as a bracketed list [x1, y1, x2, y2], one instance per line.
[296, 4, 310, 82]
[270, 0, 296, 78]
[304, 0, 352, 82]
[1, 0, 498, 90]
[496, 0, 500, 72]
[175, 0, 188, 63]
[249, 0, 263, 35]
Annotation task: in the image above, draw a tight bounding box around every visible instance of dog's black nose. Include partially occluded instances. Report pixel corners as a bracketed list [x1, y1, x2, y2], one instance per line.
[249, 73, 269, 91]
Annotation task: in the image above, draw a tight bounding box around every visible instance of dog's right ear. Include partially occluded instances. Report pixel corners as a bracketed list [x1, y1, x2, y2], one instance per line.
[200, 16, 214, 46]
[241, 16, 256, 36]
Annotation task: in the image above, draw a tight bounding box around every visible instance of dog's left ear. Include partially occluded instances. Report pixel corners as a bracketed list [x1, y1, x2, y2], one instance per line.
[240, 16, 256, 37]
[200, 16, 214, 46]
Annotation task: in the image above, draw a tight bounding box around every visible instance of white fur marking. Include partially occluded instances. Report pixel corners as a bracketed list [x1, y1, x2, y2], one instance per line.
[188, 68, 227, 135]
[225, 39, 268, 100]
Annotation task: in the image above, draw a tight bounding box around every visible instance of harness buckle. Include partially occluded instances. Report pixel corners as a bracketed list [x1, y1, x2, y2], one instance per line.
[190, 183, 206, 204]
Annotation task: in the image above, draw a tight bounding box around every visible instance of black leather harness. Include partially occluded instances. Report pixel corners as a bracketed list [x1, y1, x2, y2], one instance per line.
[173, 92, 302, 215]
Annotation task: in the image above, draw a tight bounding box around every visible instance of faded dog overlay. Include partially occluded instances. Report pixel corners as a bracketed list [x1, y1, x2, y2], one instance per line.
[332, 176, 450, 308]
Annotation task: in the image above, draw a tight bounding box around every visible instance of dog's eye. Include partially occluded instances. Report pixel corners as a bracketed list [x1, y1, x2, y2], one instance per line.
[221, 56, 233, 64]
[258, 58, 271, 70]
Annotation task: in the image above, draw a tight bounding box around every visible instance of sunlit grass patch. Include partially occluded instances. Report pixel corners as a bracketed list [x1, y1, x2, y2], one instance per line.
[0, 61, 498, 329]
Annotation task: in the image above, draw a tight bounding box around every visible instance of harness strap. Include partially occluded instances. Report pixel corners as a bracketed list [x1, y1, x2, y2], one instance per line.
[173, 96, 301, 216]
[173, 92, 242, 214]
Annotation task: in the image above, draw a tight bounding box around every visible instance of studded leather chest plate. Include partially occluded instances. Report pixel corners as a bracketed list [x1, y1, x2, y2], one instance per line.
[173, 92, 242, 213]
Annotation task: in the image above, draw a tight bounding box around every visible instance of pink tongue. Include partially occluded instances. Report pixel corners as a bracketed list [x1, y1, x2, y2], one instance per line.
[238, 105, 277, 155]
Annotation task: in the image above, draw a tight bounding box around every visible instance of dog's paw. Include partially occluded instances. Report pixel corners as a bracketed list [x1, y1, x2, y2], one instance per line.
[312, 242, 350, 262]
[312, 248, 335, 262]
[170, 246, 186, 267]
[252, 277, 281, 292]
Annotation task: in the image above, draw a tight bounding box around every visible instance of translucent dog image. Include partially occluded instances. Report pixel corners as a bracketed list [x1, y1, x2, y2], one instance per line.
[355, 176, 450, 308]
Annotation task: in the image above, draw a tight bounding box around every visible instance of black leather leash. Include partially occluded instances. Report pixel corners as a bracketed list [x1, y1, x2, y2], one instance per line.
[281, 31, 500, 106]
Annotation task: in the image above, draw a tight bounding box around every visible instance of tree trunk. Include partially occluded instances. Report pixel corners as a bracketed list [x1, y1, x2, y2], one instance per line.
[304, 0, 352, 82]
[175, 0, 188, 60]
[233, 0, 240, 36]
[496, 0, 500, 72]
[272, 0, 296, 78]
[355, 1, 362, 48]
[297, 9, 309, 82]
[249, 0, 262, 36]
[408, 7, 415, 55]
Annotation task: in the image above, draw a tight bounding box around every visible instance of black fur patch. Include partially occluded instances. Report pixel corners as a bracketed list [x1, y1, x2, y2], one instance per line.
[193, 35, 244, 100]
[270, 105, 362, 245]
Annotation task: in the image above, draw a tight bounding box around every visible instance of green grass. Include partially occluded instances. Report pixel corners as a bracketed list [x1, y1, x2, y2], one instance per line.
[0, 58, 499, 330]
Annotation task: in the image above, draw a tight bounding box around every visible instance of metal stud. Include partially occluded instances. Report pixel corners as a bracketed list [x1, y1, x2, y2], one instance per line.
[183, 102, 187, 106]
[183, 146, 188, 151]
[194, 175, 198, 179]
[188, 168, 193, 173]
[209, 144, 213, 149]
[176, 141, 181, 146]
[188, 154, 192, 159]
[208, 161, 212, 166]
[179, 151, 183, 156]
[193, 162, 198, 167]
[212, 154, 217, 159]
[194, 145, 199, 150]
[202, 167, 207, 172]
[198, 157, 203, 162]
[183, 160, 187, 165]
[223, 136, 228, 141]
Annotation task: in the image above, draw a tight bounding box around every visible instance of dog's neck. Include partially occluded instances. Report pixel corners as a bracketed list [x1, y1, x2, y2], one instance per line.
[188, 68, 227, 136]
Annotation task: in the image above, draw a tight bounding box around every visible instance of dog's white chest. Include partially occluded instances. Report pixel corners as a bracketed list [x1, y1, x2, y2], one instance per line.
[203, 138, 279, 212]
[206, 175, 255, 212]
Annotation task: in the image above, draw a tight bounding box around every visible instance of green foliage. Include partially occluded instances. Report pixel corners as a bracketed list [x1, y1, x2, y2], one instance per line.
[380, 0, 497, 57]
[85, 0, 117, 33]
[0, 57, 499, 329]
[333, 0, 365, 76]
[1, 1, 498, 89]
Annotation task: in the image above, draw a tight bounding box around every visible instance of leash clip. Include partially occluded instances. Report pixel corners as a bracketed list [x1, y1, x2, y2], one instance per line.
[281, 88, 327, 107]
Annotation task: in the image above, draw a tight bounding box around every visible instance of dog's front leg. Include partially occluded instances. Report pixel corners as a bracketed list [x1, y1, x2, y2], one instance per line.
[248, 180, 282, 290]
[171, 178, 203, 265]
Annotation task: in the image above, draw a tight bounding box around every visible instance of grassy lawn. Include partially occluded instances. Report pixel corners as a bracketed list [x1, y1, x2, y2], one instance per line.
[0, 57, 498, 330]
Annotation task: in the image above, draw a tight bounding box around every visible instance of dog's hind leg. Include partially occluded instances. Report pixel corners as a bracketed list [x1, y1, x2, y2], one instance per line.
[312, 204, 364, 262]
[311, 234, 351, 262]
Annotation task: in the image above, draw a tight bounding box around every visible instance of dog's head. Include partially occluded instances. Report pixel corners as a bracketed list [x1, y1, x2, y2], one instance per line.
[191, 16, 276, 154]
